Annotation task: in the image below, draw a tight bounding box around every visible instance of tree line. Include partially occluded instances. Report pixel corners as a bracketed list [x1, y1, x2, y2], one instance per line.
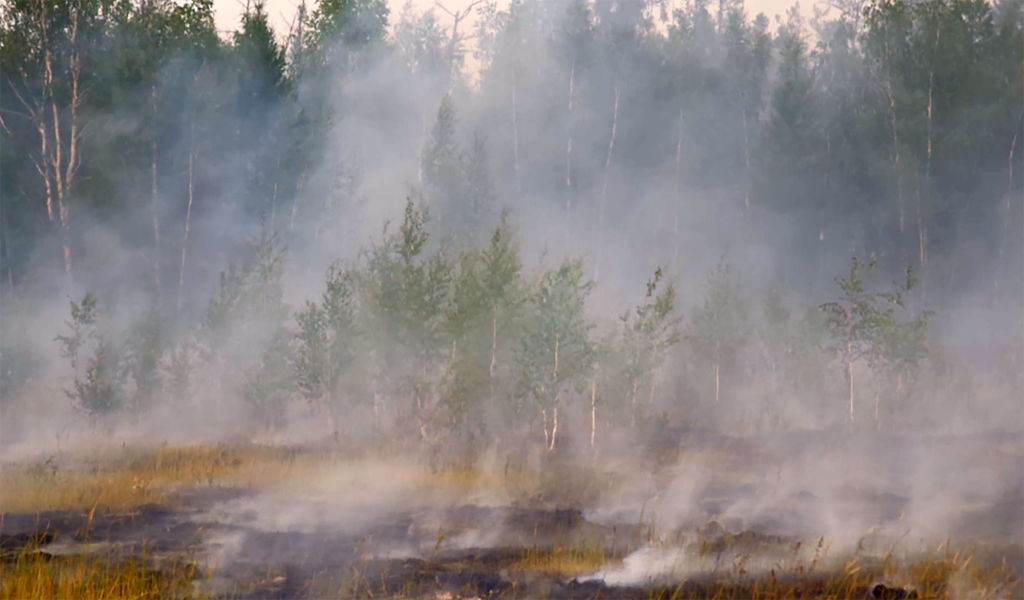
[41, 200, 939, 458]
[0, 0, 1020, 301]
[0, 0, 1020, 447]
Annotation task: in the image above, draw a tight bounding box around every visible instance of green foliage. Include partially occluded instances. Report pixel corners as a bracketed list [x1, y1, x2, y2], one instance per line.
[204, 232, 288, 345]
[443, 213, 523, 428]
[243, 327, 294, 429]
[308, 0, 388, 65]
[57, 295, 125, 418]
[70, 337, 125, 417]
[234, 1, 286, 102]
[687, 260, 747, 400]
[360, 200, 452, 433]
[364, 200, 451, 358]
[56, 294, 99, 373]
[516, 258, 594, 415]
[122, 307, 162, 414]
[294, 263, 359, 409]
[821, 256, 930, 418]
[610, 268, 681, 422]
[420, 98, 496, 245]
[203, 233, 292, 422]
[820, 256, 885, 366]
[162, 339, 197, 405]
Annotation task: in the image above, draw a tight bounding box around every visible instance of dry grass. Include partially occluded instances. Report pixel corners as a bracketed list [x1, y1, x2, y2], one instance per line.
[648, 549, 1021, 600]
[0, 546, 203, 600]
[512, 542, 611, 578]
[0, 443, 334, 513]
[425, 459, 617, 507]
[2, 444, 1019, 599]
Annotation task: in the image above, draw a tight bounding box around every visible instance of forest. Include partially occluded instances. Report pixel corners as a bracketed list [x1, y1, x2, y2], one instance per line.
[0, 0, 1021, 597]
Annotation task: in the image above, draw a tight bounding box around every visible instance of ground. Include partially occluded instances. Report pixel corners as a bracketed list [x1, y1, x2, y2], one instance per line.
[1, 433, 1021, 599]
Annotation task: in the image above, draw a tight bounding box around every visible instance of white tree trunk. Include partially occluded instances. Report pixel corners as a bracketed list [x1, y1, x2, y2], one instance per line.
[511, 78, 521, 195]
[150, 86, 162, 297]
[886, 81, 904, 235]
[589, 377, 597, 449]
[847, 357, 855, 423]
[564, 60, 576, 251]
[548, 406, 559, 452]
[673, 110, 684, 266]
[177, 129, 195, 316]
[594, 85, 620, 281]
[714, 362, 720, 405]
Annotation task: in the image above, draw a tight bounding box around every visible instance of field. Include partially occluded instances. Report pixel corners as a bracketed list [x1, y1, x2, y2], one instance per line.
[1, 433, 1020, 600]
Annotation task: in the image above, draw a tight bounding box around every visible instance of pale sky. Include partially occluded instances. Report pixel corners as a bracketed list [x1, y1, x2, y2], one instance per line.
[212, 0, 817, 41]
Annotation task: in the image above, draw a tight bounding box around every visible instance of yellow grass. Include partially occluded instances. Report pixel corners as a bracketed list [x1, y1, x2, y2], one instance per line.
[0, 443, 333, 513]
[512, 542, 611, 578]
[0, 547, 202, 600]
[649, 550, 1021, 600]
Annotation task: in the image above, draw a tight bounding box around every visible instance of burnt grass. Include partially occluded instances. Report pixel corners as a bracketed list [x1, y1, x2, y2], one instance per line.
[0, 492, 942, 599]
[3, 431, 1022, 599]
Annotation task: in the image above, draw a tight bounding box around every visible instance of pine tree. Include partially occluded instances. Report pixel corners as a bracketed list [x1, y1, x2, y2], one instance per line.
[295, 262, 359, 434]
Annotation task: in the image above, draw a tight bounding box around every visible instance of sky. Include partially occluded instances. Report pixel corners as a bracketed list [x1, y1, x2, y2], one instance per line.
[211, 0, 820, 42]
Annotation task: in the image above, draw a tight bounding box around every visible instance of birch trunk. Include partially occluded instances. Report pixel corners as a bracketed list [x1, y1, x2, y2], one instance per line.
[886, 81, 904, 236]
[919, 69, 934, 271]
[511, 77, 521, 195]
[150, 86, 162, 297]
[846, 354, 855, 422]
[673, 110, 684, 266]
[549, 406, 559, 452]
[0, 181, 11, 290]
[548, 335, 560, 451]
[589, 377, 597, 449]
[1005, 127, 1018, 260]
[564, 60, 576, 250]
[18, 0, 82, 276]
[874, 390, 880, 428]
[1002, 116, 1021, 276]
[489, 311, 498, 398]
[741, 106, 751, 212]
[177, 127, 195, 316]
[594, 85, 620, 282]
[714, 362, 720, 405]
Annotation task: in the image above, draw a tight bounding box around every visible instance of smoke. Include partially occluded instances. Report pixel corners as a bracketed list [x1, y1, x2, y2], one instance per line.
[0, 2, 1021, 591]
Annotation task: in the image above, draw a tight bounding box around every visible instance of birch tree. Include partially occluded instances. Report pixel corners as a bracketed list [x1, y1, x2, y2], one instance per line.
[820, 256, 924, 424]
[688, 260, 746, 405]
[611, 268, 681, 429]
[516, 258, 593, 451]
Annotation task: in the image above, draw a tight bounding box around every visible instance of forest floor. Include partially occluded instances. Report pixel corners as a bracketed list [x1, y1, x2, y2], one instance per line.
[0, 435, 1021, 599]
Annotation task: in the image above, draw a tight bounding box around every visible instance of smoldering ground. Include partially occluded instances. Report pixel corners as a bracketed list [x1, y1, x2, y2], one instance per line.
[1, 431, 1019, 598]
[1, 0, 1023, 597]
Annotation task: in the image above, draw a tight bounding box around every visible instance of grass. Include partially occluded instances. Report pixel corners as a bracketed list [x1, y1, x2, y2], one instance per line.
[646, 548, 1021, 600]
[0, 443, 333, 513]
[1, 443, 1019, 599]
[512, 542, 611, 578]
[0, 441, 620, 515]
[0, 546, 203, 600]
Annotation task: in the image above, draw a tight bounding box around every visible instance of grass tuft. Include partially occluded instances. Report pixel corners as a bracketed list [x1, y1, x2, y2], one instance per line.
[0, 546, 203, 600]
[512, 542, 610, 578]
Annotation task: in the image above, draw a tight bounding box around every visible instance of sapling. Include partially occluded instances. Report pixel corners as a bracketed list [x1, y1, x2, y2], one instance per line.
[821, 257, 928, 424]
[515, 258, 593, 451]
[57, 294, 126, 420]
[617, 268, 681, 427]
[688, 260, 747, 405]
[295, 262, 358, 434]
